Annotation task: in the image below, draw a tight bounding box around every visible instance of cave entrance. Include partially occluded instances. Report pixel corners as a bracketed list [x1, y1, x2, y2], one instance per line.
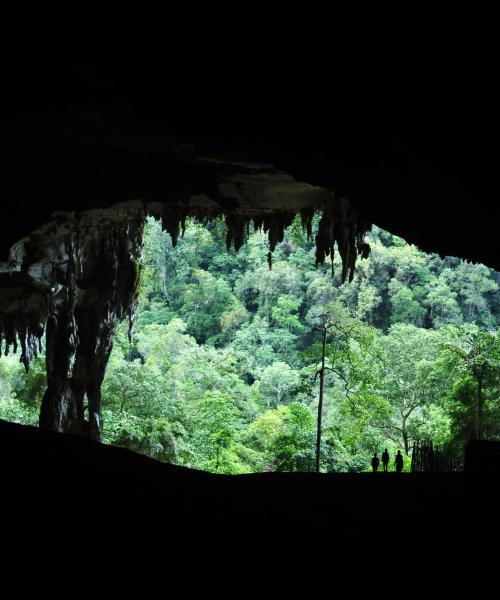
[2, 211, 498, 472]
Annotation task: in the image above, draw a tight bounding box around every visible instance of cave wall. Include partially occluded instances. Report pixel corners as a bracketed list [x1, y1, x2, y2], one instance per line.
[1, 55, 498, 438]
[1, 202, 145, 439]
[1, 128, 498, 272]
[0, 181, 372, 439]
[2, 52, 498, 269]
[1, 127, 498, 439]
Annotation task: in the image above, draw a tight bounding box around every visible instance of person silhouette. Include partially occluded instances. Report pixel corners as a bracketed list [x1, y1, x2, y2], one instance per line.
[395, 450, 404, 473]
[371, 452, 380, 472]
[382, 448, 390, 472]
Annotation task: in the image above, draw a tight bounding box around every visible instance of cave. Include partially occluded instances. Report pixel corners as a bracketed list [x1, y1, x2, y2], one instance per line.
[1, 56, 499, 564]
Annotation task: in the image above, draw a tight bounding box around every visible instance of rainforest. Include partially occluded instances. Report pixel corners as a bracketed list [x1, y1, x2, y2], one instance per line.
[1, 216, 499, 473]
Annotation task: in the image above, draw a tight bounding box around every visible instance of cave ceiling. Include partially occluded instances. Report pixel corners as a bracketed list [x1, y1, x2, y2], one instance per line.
[0, 55, 498, 439]
[1, 121, 498, 267]
[1, 41, 498, 260]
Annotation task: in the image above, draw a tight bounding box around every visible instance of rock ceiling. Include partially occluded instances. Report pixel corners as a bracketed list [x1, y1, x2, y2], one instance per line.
[0, 56, 498, 439]
[0, 143, 373, 439]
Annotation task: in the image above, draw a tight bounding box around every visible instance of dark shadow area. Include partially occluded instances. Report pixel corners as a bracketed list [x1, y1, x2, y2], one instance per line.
[465, 440, 500, 473]
[1, 55, 499, 271]
[2, 419, 498, 552]
[1, 49, 499, 577]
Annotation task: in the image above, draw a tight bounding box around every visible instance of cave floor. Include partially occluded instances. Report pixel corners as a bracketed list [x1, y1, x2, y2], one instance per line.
[1, 419, 497, 558]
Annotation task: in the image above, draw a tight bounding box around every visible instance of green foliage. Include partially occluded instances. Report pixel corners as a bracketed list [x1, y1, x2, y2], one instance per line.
[192, 391, 241, 473]
[424, 272, 463, 328]
[258, 362, 301, 407]
[0, 354, 43, 426]
[2, 216, 499, 473]
[104, 410, 179, 463]
[438, 325, 500, 458]
[245, 403, 316, 472]
[389, 282, 427, 326]
[371, 324, 445, 454]
[180, 269, 240, 343]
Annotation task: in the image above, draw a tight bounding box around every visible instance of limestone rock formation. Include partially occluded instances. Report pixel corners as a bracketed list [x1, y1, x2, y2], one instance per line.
[0, 157, 372, 439]
[1, 201, 145, 439]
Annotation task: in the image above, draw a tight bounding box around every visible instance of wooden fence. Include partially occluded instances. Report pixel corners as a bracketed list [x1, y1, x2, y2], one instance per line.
[411, 440, 453, 472]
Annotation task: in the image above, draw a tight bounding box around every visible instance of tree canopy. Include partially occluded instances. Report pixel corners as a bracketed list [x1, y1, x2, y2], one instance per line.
[1, 216, 499, 472]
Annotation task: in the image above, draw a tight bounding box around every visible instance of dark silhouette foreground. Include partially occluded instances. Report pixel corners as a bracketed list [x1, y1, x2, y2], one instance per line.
[0, 419, 497, 557]
[372, 448, 404, 472]
[395, 450, 404, 472]
[382, 448, 390, 471]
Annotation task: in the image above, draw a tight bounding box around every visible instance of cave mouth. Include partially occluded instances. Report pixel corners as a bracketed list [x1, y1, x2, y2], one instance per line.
[0, 176, 372, 444]
[1, 213, 498, 473]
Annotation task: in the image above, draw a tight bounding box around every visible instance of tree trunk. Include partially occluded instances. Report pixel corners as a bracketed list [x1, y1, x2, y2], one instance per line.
[402, 430, 409, 456]
[315, 324, 328, 473]
[476, 377, 483, 440]
[401, 416, 409, 455]
[215, 445, 220, 472]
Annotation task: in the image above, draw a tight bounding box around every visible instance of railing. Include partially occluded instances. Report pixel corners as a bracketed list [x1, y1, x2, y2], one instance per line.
[411, 440, 453, 472]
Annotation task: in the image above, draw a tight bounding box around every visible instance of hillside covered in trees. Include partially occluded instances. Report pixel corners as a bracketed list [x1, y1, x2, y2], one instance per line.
[1, 216, 499, 472]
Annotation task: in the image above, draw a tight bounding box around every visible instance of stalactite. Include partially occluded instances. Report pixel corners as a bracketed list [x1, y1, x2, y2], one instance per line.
[162, 197, 370, 280]
[161, 205, 187, 247]
[267, 252, 273, 270]
[0, 201, 146, 440]
[300, 207, 315, 241]
[314, 194, 372, 283]
[225, 214, 247, 251]
[0, 190, 371, 440]
[1, 194, 370, 376]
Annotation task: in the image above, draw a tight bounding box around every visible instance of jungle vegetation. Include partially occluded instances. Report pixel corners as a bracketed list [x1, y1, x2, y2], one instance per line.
[1, 216, 499, 472]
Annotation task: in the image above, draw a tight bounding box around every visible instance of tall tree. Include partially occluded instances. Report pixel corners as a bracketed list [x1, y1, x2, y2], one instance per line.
[193, 390, 240, 472]
[439, 325, 500, 440]
[308, 301, 374, 471]
[259, 361, 300, 407]
[374, 324, 443, 454]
